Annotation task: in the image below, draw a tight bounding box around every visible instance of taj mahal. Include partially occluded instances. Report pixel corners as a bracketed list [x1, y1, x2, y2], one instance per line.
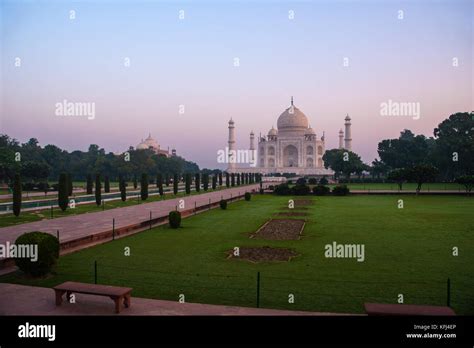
[226, 98, 353, 176]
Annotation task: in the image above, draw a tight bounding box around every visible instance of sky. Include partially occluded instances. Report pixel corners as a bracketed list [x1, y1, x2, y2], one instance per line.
[1, 0, 472, 169]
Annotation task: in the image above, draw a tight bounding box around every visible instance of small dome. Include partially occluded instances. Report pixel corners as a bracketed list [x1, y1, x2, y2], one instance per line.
[306, 126, 315, 135]
[345, 114, 351, 121]
[268, 126, 277, 136]
[144, 134, 159, 149]
[136, 142, 148, 150]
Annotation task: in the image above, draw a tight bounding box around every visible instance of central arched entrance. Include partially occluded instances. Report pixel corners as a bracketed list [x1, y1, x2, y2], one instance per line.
[283, 145, 298, 167]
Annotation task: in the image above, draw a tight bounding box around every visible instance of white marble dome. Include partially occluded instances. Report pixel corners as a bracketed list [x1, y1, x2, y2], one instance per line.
[144, 134, 159, 149]
[268, 127, 278, 136]
[277, 104, 309, 131]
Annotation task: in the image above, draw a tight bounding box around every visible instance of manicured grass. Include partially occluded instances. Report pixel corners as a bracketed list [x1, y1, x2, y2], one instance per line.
[1, 195, 472, 314]
[328, 183, 464, 191]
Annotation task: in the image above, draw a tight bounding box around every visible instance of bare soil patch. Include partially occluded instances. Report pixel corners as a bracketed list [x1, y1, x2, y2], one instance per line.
[227, 246, 298, 262]
[275, 212, 308, 217]
[294, 199, 313, 206]
[251, 219, 305, 240]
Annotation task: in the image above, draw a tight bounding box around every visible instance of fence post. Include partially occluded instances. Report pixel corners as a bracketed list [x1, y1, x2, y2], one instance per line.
[256, 271, 260, 308]
[447, 278, 451, 307]
[112, 218, 115, 240]
[94, 260, 97, 284]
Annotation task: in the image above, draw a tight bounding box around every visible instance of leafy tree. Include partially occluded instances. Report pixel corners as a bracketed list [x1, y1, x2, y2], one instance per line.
[408, 165, 438, 194]
[203, 173, 209, 191]
[67, 173, 73, 196]
[433, 112, 474, 179]
[141, 173, 148, 200]
[104, 176, 110, 193]
[387, 168, 410, 191]
[95, 174, 102, 206]
[86, 174, 93, 194]
[323, 149, 365, 181]
[157, 173, 164, 197]
[58, 173, 68, 211]
[195, 173, 200, 192]
[185, 173, 191, 194]
[173, 174, 178, 195]
[12, 173, 22, 216]
[119, 175, 126, 202]
[212, 175, 217, 190]
[455, 175, 474, 195]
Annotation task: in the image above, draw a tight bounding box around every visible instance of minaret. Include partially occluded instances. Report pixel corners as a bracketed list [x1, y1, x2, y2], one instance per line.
[227, 118, 236, 171]
[249, 131, 255, 165]
[344, 114, 352, 151]
[338, 129, 344, 149]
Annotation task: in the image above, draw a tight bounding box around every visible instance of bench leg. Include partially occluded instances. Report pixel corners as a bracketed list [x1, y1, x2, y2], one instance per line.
[66, 291, 72, 302]
[124, 293, 131, 308]
[55, 290, 65, 306]
[113, 296, 122, 314]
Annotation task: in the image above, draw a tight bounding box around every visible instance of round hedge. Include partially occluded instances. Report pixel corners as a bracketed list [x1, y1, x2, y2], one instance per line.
[220, 199, 228, 210]
[313, 185, 330, 196]
[244, 192, 251, 201]
[14, 232, 60, 277]
[169, 211, 181, 229]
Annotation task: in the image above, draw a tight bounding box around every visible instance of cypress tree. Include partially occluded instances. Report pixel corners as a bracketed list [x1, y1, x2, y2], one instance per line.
[195, 173, 200, 192]
[237, 173, 241, 186]
[165, 174, 170, 187]
[219, 172, 223, 186]
[157, 173, 164, 197]
[104, 176, 110, 193]
[212, 175, 217, 190]
[226, 172, 230, 188]
[58, 173, 68, 212]
[86, 174, 93, 194]
[95, 174, 101, 206]
[119, 175, 126, 202]
[133, 175, 138, 189]
[185, 173, 191, 194]
[67, 173, 73, 196]
[231, 173, 235, 187]
[173, 174, 179, 195]
[203, 174, 209, 191]
[12, 173, 22, 217]
[141, 173, 148, 200]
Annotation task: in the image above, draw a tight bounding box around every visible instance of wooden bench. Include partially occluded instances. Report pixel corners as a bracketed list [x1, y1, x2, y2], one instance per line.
[53, 281, 132, 313]
[364, 303, 456, 316]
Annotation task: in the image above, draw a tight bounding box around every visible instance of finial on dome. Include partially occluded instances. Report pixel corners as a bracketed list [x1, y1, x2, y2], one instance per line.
[291, 96, 294, 106]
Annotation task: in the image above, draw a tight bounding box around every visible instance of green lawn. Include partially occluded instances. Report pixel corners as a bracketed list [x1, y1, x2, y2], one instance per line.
[1, 194, 473, 314]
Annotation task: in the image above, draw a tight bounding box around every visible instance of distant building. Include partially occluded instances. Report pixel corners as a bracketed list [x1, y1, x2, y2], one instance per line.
[136, 134, 175, 157]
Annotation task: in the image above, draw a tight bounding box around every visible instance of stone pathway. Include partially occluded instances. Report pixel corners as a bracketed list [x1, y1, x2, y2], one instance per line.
[0, 283, 354, 316]
[0, 185, 260, 250]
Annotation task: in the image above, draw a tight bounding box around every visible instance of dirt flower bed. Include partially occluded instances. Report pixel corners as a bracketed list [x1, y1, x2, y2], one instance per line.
[275, 212, 308, 217]
[227, 246, 298, 262]
[251, 219, 305, 240]
[293, 199, 313, 206]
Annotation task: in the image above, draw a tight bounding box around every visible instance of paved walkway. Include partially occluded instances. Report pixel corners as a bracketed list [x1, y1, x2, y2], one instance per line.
[0, 185, 260, 250]
[0, 283, 352, 315]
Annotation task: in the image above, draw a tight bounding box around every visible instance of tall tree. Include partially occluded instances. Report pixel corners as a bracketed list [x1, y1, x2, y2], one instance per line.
[67, 173, 73, 196]
[86, 174, 93, 194]
[218, 172, 223, 186]
[231, 173, 235, 187]
[203, 173, 209, 191]
[133, 175, 138, 190]
[58, 173, 68, 211]
[95, 174, 101, 206]
[104, 176, 110, 193]
[12, 173, 22, 217]
[212, 175, 217, 190]
[225, 172, 230, 187]
[141, 173, 148, 200]
[237, 173, 241, 186]
[185, 173, 191, 194]
[157, 173, 164, 197]
[119, 175, 126, 202]
[195, 173, 200, 192]
[173, 174, 178, 195]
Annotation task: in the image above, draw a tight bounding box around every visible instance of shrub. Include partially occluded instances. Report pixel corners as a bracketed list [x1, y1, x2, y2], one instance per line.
[58, 173, 68, 212]
[319, 176, 329, 185]
[173, 174, 178, 195]
[268, 185, 275, 190]
[95, 174, 102, 206]
[141, 173, 148, 200]
[13, 174, 22, 217]
[296, 178, 307, 185]
[220, 199, 227, 210]
[259, 188, 264, 194]
[14, 232, 60, 276]
[332, 184, 350, 196]
[274, 183, 291, 195]
[313, 185, 330, 196]
[308, 178, 317, 185]
[287, 180, 293, 185]
[244, 192, 251, 201]
[169, 211, 181, 229]
[119, 176, 126, 202]
[291, 184, 311, 196]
